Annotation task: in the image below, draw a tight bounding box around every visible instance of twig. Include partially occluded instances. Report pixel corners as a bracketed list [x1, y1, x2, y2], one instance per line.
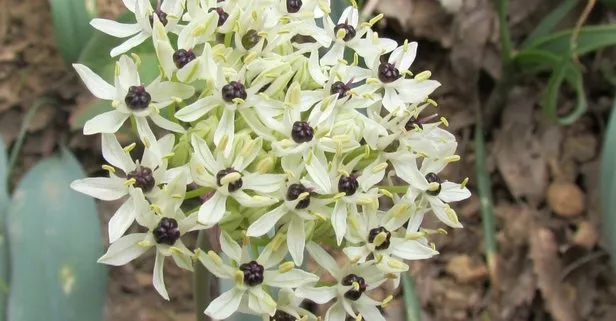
[570, 0, 596, 65]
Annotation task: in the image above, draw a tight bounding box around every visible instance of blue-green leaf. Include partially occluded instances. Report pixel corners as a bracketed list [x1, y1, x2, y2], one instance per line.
[49, 0, 97, 63]
[600, 98, 616, 271]
[0, 137, 8, 321]
[6, 148, 106, 321]
[525, 24, 616, 57]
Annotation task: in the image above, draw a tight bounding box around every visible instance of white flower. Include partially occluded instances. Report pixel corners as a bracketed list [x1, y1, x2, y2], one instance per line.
[189, 135, 283, 227]
[295, 242, 388, 321]
[97, 172, 196, 300]
[344, 204, 438, 273]
[257, 289, 318, 321]
[91, 0, 184, 57]
[73, 55, 194, 150]
[198, 232, 319, 319]
[70, 133, 187, 242]
[391, 154, 470, 228]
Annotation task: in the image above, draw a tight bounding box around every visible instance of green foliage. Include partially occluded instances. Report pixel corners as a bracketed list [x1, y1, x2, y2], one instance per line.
[49, 0, 97, 63]
[521, 0, 579, 48]
[6, 148, 106, 321]
[402, 272, 421, 321]
[0, 138, 8, 321]
[600, 98, 616, 271]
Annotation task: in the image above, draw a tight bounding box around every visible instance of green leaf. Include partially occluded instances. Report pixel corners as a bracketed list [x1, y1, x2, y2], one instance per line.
[402, 272, 421, 321]
[601, 97, 616, 271]
[49, 0, 97, 64]
[330, 0, 349, 21]
[521, 0, 579, 49]
[542, 60, 587, 124]
[6, 148, 107, 321]
[525, 24, 616, 57]
[0, 138, 8, 321]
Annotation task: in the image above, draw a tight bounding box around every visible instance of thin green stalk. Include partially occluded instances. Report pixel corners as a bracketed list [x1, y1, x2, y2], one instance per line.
[402, 272, 421, 321]
[185, 187, 210, 200]
[377, 184, 409, 194]
[493, 0, 513, 62]
[194, 230, 218, 321]
[474, 125, 498, 288]
[7, 98, 55, 179]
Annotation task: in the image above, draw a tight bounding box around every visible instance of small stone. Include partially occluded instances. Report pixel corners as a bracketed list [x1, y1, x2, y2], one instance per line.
[546, 182, 585, 217]
[445, 254, 488, 283]
[572, 221, 598, 249]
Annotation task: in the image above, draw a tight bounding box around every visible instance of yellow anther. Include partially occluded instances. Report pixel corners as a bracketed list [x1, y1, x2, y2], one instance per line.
[347, 215, 360, 230]
[130, 53, 142, 66]
[220, 172, 242, 185]
[414, 71, 432, 81]
[427, 98, 438, 106]
[137, 240, 152, 247]
[252, 195, 270, 202]
[102, 164, 116, 173]
[430, 242, 437, 250]
[217, 135, 229, 152]
[149, 204, 162, 215]
[332, 192, 347, 200]
[368, 13, 384, 26]
[381, 295, 393, 308]
[372, 232, 388, 247]
[428, 182, 440, 192]
[405, 232, 425, 240]
[297, 192, 310, 201]
[445, 155, 461, 163]
[357, 198, 376, 206]
[440, 116, 449, 127]
[379, 188, 393, 199]
[437, 228, 448, 235]
[418, 151, 429, 158]
[169, 246, 183, 255]
[124, 178, 137, 186]
[172, 193, 183, 199]
[387, 258, 406, 269]
[234, 270, 244, 285]
[372, 162, 388, 172]
[278, 261, 295, 273]
[232, 97, 245, 105]
[162, 152, 175, 160]
[122, 142, 136, 153]
[352, 282, 360, 291]
[111, 100, 120, 108]
[195, 165, 206, 176]
[355, 315, 362, 321]
[349, 256, 361, 264]
[338, 169, 350, 177]
[460, 177, 469, 189]
[172, 96, 183, 104]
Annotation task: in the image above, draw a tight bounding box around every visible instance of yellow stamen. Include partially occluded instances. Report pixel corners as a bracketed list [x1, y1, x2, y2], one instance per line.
[372, 232, 388, 247]
[372, 162, 388, 172]
[278, 261, 295, 273]
[123, 142, 136, 153]
[102, 165, 115, 173]
[220, 172, 242, 185]
[440, 116, 449, 127]
[234, 270, 244, 286]
[124, 178, 137, 186]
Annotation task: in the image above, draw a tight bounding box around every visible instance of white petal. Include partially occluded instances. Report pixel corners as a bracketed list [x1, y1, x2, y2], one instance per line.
[295, 286, 336, 304]
[233, 190, 278, 208]
[197, 250, 234, 279]
[191, 135, 218, 173]
[343, 246, 369, 262]
[306, 242, 340, 279]
[248, 287, 276, 316]
[205, 288, 245, 319]
[118, 55, 140, 89]
[83, 110, 129, 135]
[108, 198, 136, 243]
[331, 201, 348, 245]
[110, 32, 149, 57]
[73, 64, 116, 100]
[97, 233, 149, 265]
[214, 108, 235, 151]
[150, 113, 186, 133]
[356, 301, 385, 321]
[264, 269, 318, 288]
[198, 192, 227, 226]
[429, 197, 463, 228]
[358, 159, 386, 192]
[149, 81, 195, 102]
[438, 182, 471, 203]
[175, 96, 219, 122]
[90, 19, 141, 38]
[220, 232, 242, 262]
[397, 79, 441, 104]
[247, 205, 287, 237]
[389, 238, 438, 260]
[287, 216, 305, 265]
[101, 133, 134, 173]
[242, 173, 285, 193]
[70, 177, 126, 200]
[305, 150, 332, 193]
[135, 116, 158, 152]
[153, 251, 170, 300]
[391, 158, 428, 190]
[325, 302, 346, 321]
[320, 42, 345, 66]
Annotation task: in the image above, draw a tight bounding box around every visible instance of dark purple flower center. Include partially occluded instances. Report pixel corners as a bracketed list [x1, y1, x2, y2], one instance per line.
[221, 81, 247, 103]
[127, 165, 155, 192]
[291, 121, 314, 143]
[271, 310, 296, 321]
[239, 260, 264, 286]
[368, 227, 392, 250]
[286, 0, 302, 13]
[341, 274, 367, 301]
[425, 172, 441, 196]
[149, 9, 168, 26]
[173, 49, 196, 69]
[286, 183, 311, 209]
[338, 175, 359, 196]
[405, 116, 424, 131]
[333, 23, 356, 42]
[241, 29, 262, 50]
[330, 81, 350, 99]
[153, 217, 180, 245]
[378, 62, 400, 83]
[208, 7, 229, 26]
[216, 168, 243, 192]
[125, 85, 151, 111]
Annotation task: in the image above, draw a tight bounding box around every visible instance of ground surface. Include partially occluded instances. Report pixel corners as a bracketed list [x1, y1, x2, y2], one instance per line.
[2, 0, 616, 320]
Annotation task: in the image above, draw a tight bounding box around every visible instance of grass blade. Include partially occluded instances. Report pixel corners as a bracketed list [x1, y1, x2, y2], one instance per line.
[49, 0, 97, 63]
[600, 97, 616, 271]
[521, 0, 579, 48]
[542, 60, 587, 124]
[525, 24, 616, 56]
[0, 138, 8, 321]
[475, 126, 498, 288]
[402, 272, 421, 321]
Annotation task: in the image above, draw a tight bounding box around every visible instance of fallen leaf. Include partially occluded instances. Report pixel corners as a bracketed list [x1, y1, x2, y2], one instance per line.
[530, 227, 579, 321]
[445, 254, 488, 283]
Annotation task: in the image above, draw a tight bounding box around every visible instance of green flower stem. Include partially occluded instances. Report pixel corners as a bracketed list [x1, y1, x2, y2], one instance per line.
[224, 32, 233, 47]
[185, 187, 211, 200]
[402, 272, 422, 321]
[494, 0, 513, 62]
[377, 185, 409, 194]
[194, 230, 218, 321]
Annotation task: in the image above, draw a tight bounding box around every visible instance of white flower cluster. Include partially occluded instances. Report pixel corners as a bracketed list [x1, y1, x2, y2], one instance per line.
[70, 0, 471, 319]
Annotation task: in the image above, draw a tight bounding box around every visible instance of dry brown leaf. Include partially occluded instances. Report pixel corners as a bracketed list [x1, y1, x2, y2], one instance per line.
[445, 254, 488, 283]
[530, 227, 579, 321]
